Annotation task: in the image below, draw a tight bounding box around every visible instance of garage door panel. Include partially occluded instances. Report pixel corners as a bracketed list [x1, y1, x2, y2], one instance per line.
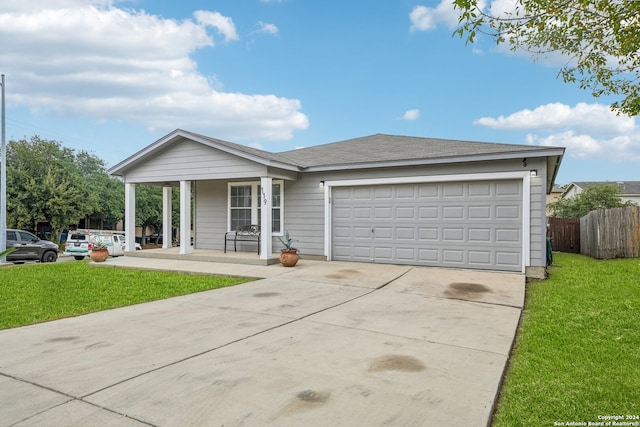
[468, 182, 491, 197]
[442, 228, 464, 241]
[468, 228, 491, 242]
[353, 187, 373, 199]
[418, 184, 439, 198]
[396, 186, 416, 198]
[419, 206, 439, 219]
[374, 246, 393, 260]
[333, 226, 352, 238]
[496, 181, 520, 195]
[332, 180, 523, 271]
[352, 246, 373, 259]
[354, 207, 372, 219]
[419, 228, 439, 240]
[496, 205, 520, 219]
[443, 182, 464, 197]
[396, 207, 416, 219]
[353, 226, 372, 239]
[442, 249, 465, 263]
[468, 250, 492, 265]
[375, 227, 393, 239]
[374, 207, 393, 219]
[469, 206, 491, 219]
[496, 228, 521, 242]
[396, 227, 416, 239]
[443, 206, 464, 219]
[495, 251, 521, 267]
[395, 247, 416, 262]
[418, 248, 439, 262]
[373, 186, 393, 199]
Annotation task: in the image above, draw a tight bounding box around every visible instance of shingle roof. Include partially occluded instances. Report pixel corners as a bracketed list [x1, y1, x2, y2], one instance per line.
[108, 130, 564, 179]
[189, 131, 289, 165]
[277, 133, 557, 168]
[570, 181, 640, 196]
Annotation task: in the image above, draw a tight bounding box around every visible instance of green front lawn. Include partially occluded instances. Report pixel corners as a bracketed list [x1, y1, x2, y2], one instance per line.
[0, 261, 252, 330]
[493, 252, 640, 425]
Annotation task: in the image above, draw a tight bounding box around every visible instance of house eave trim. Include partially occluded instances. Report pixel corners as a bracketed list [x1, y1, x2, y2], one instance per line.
[304, 149, 566, 172]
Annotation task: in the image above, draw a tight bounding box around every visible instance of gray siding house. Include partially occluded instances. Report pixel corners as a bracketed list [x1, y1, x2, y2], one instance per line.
[108, 129, 565, 278]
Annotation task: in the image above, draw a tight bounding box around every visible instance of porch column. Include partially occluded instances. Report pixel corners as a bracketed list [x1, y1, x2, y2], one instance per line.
[124, 183, 136, 252]
[260, 177, 273, 259]
[162, 186, 172, 249]
[179, 180, 192, 254]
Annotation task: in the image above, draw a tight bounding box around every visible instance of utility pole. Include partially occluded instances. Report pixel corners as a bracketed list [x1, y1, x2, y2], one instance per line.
[1, 74, 6, 264]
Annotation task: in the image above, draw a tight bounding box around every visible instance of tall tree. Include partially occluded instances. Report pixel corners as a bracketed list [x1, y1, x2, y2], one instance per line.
[454, 0, 640, 116]
[548, 184, 636, 217]
[6, 136, 125, 240]
[75, 150, 124, 227]
[7, 136, 87, 239]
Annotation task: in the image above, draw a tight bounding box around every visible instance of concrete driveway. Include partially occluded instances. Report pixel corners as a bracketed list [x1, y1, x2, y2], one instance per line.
[0, 259, 524, 427]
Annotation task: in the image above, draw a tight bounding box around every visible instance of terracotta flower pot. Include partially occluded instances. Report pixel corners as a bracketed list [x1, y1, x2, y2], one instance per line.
[90, 248, 109, 262]
[279, 249, 299, 267]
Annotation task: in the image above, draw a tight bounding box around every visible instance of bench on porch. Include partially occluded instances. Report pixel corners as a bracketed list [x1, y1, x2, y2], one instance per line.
[224, 225, 261, 254]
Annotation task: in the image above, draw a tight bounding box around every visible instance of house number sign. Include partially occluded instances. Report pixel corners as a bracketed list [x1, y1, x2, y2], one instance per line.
[262, 187, 267, 206]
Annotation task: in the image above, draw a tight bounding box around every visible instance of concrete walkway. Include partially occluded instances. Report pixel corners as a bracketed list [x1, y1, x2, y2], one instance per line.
[0, 257, 525, 427]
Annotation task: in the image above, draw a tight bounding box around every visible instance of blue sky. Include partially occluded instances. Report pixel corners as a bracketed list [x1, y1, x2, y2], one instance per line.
[1, 0, 639, 185]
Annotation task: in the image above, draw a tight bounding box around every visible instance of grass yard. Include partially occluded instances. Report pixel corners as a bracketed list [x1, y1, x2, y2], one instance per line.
[493, 252, 640, 426]
[0, 261, 253, 330]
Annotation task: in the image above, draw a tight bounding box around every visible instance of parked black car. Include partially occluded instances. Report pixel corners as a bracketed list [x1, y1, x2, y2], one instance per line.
[5, 229, 59, 263]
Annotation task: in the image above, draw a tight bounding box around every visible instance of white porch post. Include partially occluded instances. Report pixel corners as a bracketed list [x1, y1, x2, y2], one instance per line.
[179, 180, 192, 255]
[162, 186, 172, 249]
[124, 183, 136, 252]
[260, 177, 272, 259]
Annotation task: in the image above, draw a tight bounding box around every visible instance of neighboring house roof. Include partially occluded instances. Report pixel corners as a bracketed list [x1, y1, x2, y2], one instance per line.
[563, 181, 640, 197]
[108, 129, 565, 191]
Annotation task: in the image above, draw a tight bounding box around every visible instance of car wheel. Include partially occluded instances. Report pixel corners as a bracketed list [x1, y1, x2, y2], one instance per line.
[41, 251, 58, 263]
[74, 256, 85, 261]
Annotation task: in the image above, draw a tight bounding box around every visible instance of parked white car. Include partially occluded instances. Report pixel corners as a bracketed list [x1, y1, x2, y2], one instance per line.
[63, 230, 132, 260]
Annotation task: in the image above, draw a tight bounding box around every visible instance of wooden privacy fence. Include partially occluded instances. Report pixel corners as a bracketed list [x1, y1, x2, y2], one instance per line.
[548, 217, 581, 253]
[580, 206, 640, 259]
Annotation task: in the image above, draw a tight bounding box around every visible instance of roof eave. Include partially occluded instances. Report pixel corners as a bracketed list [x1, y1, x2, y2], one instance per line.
[301, 148, 566, 172]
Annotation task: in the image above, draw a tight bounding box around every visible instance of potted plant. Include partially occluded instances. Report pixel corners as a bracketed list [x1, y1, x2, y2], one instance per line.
[89, 239, 109, 262]
[278, 231, 299, 267]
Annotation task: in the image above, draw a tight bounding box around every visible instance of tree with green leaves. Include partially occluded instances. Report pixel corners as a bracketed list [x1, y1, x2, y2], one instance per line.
[6, 136, 125, 240]
[135, 185, 163, 244]
[454, 0, 640, 116]
[75, 151, 124, 227]
[548, 184, 637, 218]
[7, 136, 87, 240]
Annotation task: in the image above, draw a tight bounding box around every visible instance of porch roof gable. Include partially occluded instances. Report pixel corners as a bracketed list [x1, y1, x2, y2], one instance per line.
[108, 129, 301, 177]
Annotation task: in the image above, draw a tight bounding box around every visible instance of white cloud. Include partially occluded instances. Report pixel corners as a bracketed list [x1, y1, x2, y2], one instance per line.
[475, 103, 640, 162]
[194, 10, 239, 42]
[475, 103, 635, 135]
[257, 21, 279, 36]
[0, 2, 308, 141]
[409, 2, 469, 31]
[402, 109, 420, 120]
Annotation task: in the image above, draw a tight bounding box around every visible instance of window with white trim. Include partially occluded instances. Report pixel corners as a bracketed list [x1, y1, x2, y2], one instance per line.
[228, 181, 283, 234]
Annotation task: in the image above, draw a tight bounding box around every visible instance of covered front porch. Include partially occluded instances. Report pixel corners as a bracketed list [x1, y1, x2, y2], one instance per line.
[126, 247, 281, 266]
[108, 130, 303, 260]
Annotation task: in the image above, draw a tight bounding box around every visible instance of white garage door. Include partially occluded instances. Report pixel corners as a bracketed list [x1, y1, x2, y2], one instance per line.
[331, 180, 523, 271]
